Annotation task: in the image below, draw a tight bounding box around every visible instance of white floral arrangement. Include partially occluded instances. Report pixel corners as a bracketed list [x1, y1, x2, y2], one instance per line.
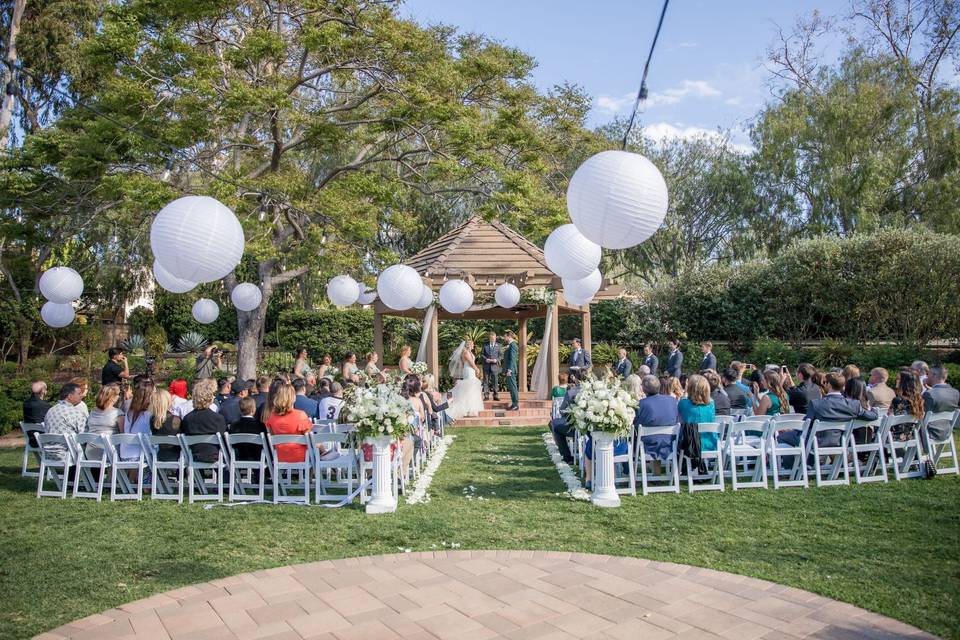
[566, 376, 638, 438]
[410, 361, 428, 375]
[348, 383, 414, 440]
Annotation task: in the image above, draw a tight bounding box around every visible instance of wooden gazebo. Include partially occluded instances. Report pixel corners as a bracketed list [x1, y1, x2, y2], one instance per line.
[372, 217, 623, 393]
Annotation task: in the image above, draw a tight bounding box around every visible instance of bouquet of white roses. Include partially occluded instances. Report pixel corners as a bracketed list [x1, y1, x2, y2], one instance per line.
[348, 383, 414, 441]
[565, 376, 638, 438]
[410, 361, 428, 375]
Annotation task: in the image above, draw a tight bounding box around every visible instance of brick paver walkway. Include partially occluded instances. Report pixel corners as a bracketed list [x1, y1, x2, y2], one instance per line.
[37, 551, 937, 640]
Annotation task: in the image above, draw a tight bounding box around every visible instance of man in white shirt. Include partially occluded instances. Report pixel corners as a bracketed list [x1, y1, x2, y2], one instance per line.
[568, 339, 591, 376]
[318, 382, 345, 421]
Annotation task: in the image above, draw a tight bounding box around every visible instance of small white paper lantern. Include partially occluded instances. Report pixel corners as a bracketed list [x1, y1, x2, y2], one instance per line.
[544, 224, 601, 280]
[41, 301, 75, 328]
[150, 195, 245, 283]
[376, 264, 423, 310]
[153, 261, 196, 294]
[39, 266, 83, 304]
[327, 275, 360, 307]
[495, 283, 521, 309]
[439, 279, 474, 314]
[414, 284, 433, 309]
[357, 285, 377, 305]
[562, 269, 602, 305]
[192, 298, 219, 324]
[567, 150, 669, 250]
[231, 283, 263, 312]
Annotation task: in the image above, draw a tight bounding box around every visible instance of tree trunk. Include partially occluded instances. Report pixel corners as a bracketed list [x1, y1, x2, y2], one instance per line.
[16, 315, 31, 368]
[235, 278, 272, 380]
[0, 0, 26, 143]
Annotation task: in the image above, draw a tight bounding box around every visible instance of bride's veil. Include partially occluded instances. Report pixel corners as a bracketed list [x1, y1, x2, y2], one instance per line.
[448, 341, 466, 378]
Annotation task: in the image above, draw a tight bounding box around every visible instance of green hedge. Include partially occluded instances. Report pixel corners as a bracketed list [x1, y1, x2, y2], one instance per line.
[276, 309, 407, 364]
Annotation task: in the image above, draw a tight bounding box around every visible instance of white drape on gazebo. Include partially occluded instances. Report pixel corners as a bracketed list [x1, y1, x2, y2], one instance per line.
[529, 305, 554, 400]
[415, 305, 436, 363]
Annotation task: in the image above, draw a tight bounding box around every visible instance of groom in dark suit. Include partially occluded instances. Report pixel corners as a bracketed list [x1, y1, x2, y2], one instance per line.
[502, 331, 519, 410]
[481, 331, 502, 401]
[568, 338, 591, 377]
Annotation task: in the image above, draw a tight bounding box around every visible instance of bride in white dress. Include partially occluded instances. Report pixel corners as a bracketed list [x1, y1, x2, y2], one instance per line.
[446, 339, 485, 419]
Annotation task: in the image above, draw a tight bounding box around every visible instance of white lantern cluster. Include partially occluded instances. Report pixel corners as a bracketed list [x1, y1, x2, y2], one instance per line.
[439, 279, 473, 314]
[41, 301, 75, 328]
[231, 282, 263, 312]
[544, 224, 601, 280]
[327, 275, 360, 307]
[563, 269, 602, 306]
[414, 284, 434, 309]
[566, 150, 668, 250]
[377, 264, 423, 311]
[38, 266, 83, 327]
[192, 298, 220, 324]
[150, 196, 245, 283]
[357, 285, 377, 305]
[495, 282, 520, 309]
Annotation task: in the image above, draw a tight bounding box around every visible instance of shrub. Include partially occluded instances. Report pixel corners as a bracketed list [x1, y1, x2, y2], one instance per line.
[260, 350, 295, 375]
[144, 324, 168, 358]
[854, 344, 930, 372]
[812, 338, 856, 369]
[591, 343, 618, 365]
[126, 306, 155, 336]
[277, 309, 405, 362]
[748, 338, 797, 368]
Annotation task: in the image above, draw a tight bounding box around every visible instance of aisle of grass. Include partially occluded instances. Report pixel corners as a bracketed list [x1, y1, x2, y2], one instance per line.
[0, 427, 957, 639]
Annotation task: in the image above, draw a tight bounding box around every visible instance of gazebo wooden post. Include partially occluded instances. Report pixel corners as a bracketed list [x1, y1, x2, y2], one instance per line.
[426, 305, 440, 382]
[548, 300, 560, 391]
[581, 307, 592, 354]
[518, 317, 528, 393]
[373, 310, 384, 364]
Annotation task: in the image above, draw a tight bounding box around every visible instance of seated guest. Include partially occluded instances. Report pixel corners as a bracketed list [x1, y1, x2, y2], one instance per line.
[911, 360, 930, 389]
[802, 372, 877, 447]
[215, 378, 232, 405]
[729, 361, 750, 395]
[788, 363, 822, 415]
[551, 372, 569, 398]
[678, 374, 717, 451]
[229, 397, 267, 461]
[549, 372, 583, 465]
[43, 383, 88, 460]
[754, 370, 789, 416]
[722, 368, 750, 414]
[812, 370, 829, 396]
[23, 380, 51, 425]
[123, 381, 154, 460]
[310, 377, 332, 403]
[866, 367, 895, 415]
[890, 369, 925, 441]
[637, 364, 651, 377]
[634, 375, 680, 467]
[844, 376, 874, 444]
[843, 364, 861, 383]
[318, 382, 346, 421]
[922, 365, 959, 443]
[264, 382, 318, 463]
[69, 377, 91, 417]
[421, 375, 449, 428]
[702, 369, 730, 416]
[168, 378, 193, 418]
[149, 388, 182, 461]
[85, 384, 125, 461]
[253, 376, 271, 410]
[292, 378, 320, 420]
[662, 376, 684, 401]
[623, 373, 643, 401]
[180, 379, 228, 462]
[219, 379, 252, 426]
[400, 374, 427, 465]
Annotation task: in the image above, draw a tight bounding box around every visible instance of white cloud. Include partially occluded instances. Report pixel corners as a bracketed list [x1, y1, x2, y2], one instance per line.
[677, 41, 699, 48]
[642, 122, 754, 154]
[594, 92, 635, 114]
[593, 79, 722, 115]
[724, 96, 743, 106]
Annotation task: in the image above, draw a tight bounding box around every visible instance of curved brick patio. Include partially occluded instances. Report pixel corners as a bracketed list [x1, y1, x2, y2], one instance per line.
[37, 551, 937, 640]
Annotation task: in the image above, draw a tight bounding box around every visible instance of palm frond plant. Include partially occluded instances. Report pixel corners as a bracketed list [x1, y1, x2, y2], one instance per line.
[121, 334, 147, 355]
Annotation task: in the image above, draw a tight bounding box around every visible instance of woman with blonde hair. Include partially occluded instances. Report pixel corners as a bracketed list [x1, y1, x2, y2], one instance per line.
[149, 388, 182, 461]
[364, 351, 387, 384]
[179, 378, 227, 462]
[623, 374, 644, 401]
[264, 383, 326, 463]
[85, 384, 124, 460]
[678, 374, 718, 451]
[398, 345, 413, 375]
[662, 376, 684, 401]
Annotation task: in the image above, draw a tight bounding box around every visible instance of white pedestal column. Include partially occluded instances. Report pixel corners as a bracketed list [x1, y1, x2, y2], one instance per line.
[590, 430, 621, 508]
[365, 436, 397, 514]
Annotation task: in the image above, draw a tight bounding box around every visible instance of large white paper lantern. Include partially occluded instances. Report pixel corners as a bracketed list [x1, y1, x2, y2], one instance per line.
[153, 261, 196, 294]
[150, 196, 245, 283]
[357, 285, 377, 305]
[567, 150, 668, 250]
[41, 301, 75, 328]
[439, 279, 474, 314]
[231, 283, 263, 312]
[327, 275, 360, 307]
[192, 298, 219, 324]
[39, 267, 83, 304]
[376, 264, 423, 310]
[544, 224, 601, 280]
[562, 269, 602, 305]
[495, 283, 521, 309]
[414, 284, 433, 309]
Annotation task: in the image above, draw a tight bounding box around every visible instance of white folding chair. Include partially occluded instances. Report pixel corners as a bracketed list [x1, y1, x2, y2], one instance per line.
[775, 413, 807, 422]
[224, 433, 267, 502]
[725, 421, 768, 490]
[715, 415, 736, 441]
[805, 420, 854, 487]
[684, 423, 724, 492]
[20, 422, 45, 478]
[35, 433, 74, 499]
[848, 417, 887, 484]
[921, 410, 959, 475]
[71, 433, 109, 500]
[551, 397, 564, 420]
[180, 434, 226, 503]
[636, 424, 680, 495]
[730, 408, 751, 418]
[310, 432, 356, 502]
[105, 434, 146, 501]
[766, 419, 809, 489]
[882, 414, 923, 480]
[267, 433, 311, 504]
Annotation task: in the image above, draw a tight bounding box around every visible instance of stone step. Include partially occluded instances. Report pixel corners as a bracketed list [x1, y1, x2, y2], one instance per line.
[477, 408, 550, 418]
[484, 400, 553, 409]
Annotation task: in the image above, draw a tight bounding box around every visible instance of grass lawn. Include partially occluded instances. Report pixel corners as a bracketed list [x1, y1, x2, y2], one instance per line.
[0, 426, 957, 639]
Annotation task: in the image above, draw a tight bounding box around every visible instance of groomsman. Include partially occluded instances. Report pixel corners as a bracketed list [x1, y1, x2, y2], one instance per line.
[481, 331, 502, 401]
[643, 343, 659, 376]
[502, 331, 520, 411]
[614, 348, 632, 378]
[700, 341, 717, 371]
[666, 339, 683, 378]
[568, 338, 591, 376]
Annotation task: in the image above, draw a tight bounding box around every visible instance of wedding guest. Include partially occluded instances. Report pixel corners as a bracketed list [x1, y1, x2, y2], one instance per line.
[43, 383, 87, 460]
[400, 375, 426, 470]
[421, 374, 449, 428]
[637, 364, 651, 377]
[922, 365, 959, 444]
[263, 383, 312, 463]
[678, 374, 717, 451]
[398, 345, 413, 375]
[293, 347, 313, 380]
[341, 352, 360, 385]
[23, 381, 51, 425]
[911, 360, 931, 389]
[662, 376, 683, 401]
[702, 369, 730, 416]
[729, 361, 750, 394]
[69, 377, 90, 417]
[623, 373, 643, 400]
[665, 339, 683, 378]
[812, 370, 830, 396]
[803, 372, 877, 447]
[317, 353, 334, 379]
[101, 347, 130, 386]
[216, 378, 232, 405]
[642, 343, 659, 376]
[228, 397, 266, 461]
[722, 368, 750, 415]
[549, 372, 583, 465]
[699, 342, 717, 372]
[866, 367, 895, 415]
[180, 379, 227, 462]
[551, 372, 569, 398]
[788, 363, 822, 415]
[310, 378, 332, 403]
[149, 388, 182, 461]
[843, 364, 861, 383]
[219, 379, 252, 426]
[890, 369, 925, 441]
[615, 348, 633, 378]
[754, 370, 789, 416]
[292, 378, 320, 420]
[633, 376, 680, 466]
[364, 352, 387, 384]
[122, 380, 154, 461]
[318, 382, 345, 422]
[253, 376, 271, 410]
[84, 384, 124, 461]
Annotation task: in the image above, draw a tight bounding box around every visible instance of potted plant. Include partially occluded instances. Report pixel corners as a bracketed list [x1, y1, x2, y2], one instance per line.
[348, 383, 413, 513]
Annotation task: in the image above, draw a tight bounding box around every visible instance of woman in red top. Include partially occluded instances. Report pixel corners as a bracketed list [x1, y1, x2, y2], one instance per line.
[264, 383, 312, 462]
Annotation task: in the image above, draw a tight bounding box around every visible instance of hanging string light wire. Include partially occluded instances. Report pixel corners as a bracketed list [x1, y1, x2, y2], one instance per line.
[621, 0, 671, 150]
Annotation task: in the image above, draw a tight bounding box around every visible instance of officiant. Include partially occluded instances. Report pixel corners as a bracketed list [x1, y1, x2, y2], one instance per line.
[481, 331, 502, 401]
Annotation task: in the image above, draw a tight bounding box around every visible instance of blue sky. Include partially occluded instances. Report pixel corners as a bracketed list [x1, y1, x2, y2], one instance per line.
[401, 0, 846, 149]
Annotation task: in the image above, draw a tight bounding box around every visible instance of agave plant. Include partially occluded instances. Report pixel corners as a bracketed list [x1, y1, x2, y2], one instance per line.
[121, 334, 147, 355]
[176, 331, 208, 354]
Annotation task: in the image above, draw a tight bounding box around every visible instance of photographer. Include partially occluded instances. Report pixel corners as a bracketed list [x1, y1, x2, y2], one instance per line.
[195, 345, 222, 380]
[102, 347, 131, 386]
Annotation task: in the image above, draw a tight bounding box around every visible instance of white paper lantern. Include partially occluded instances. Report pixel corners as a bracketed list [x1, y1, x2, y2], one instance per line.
[327, 275, 360, 307]
[40, 301, 75, 328]
[192, 298, 219, 324]
[567, 150, 669, 249]
[414, 284, 434, 309]
[562, 269, 602, 305]
[231, 283, 263, 312]
[38, 267, 83, 304]
[439, 279, 474, 314]
[544, 224, 601, 280]
[153, 261, 196, 294]
[150, 196, 245, 283]
[495, 283, 521, 309]
[357, 285, 377, 305]
[376, 264, 423, 311]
